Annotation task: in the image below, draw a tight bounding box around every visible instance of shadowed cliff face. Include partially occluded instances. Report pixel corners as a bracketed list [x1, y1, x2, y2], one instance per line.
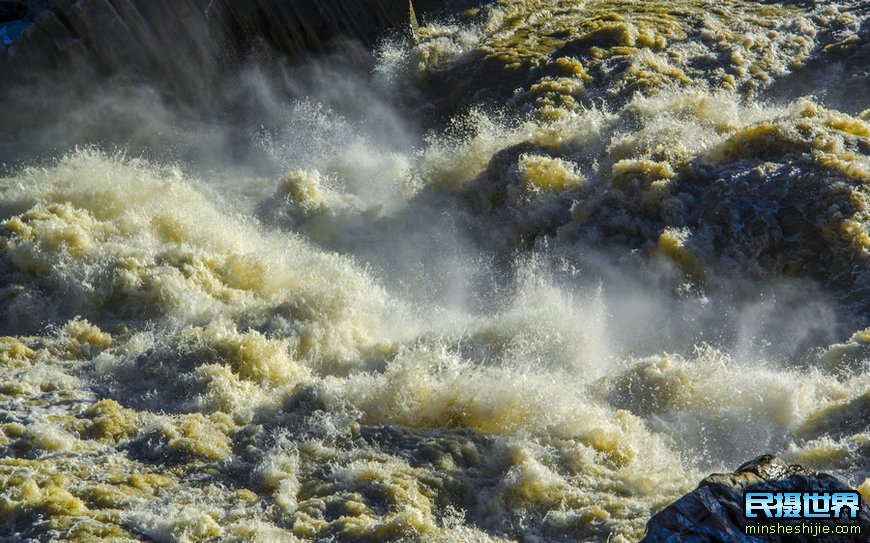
[0, 0, 444, 143]
[3, 0, 438, 70]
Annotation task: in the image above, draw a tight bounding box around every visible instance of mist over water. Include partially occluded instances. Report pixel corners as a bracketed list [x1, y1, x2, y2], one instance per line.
[2, 1, 870, 541]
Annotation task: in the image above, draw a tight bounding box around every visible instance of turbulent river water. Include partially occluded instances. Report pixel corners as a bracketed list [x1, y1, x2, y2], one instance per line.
[2, 1, 870, 541]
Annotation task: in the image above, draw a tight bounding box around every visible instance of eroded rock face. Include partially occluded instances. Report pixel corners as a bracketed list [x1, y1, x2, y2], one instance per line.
[641, 455, 870, 542]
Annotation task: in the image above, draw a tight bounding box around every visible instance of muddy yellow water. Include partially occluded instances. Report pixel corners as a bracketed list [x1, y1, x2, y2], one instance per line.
[2, 1, 870, 542]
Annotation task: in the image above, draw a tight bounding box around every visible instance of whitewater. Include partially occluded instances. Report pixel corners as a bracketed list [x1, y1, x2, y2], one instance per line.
[1, 1, 869, 541]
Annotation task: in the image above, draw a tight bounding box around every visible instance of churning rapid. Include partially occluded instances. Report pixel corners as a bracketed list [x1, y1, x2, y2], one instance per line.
[2, 1, 870, 541]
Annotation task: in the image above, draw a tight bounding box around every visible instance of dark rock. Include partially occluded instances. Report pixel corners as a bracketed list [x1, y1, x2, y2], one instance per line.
[3, 0, 441, 79]
[0, 1, 27, 23]
[0, 0, 446, 140]
[641, 455, 870, 542]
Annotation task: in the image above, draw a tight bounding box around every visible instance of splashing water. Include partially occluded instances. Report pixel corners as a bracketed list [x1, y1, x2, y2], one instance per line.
[2, 1, 870, 542]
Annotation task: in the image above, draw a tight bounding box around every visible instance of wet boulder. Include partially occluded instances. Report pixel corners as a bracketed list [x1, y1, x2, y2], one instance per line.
[641, 455, 870, 542]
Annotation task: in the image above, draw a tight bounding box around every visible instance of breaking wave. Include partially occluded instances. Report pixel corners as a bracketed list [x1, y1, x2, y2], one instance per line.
[2, 1, 870, 542]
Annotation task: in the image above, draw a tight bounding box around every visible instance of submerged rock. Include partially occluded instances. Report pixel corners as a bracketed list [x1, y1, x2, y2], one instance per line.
[641, 455, 870, 542]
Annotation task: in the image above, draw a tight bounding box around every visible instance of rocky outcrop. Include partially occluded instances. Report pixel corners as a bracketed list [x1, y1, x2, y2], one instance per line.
[641, 456, 870, 542]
